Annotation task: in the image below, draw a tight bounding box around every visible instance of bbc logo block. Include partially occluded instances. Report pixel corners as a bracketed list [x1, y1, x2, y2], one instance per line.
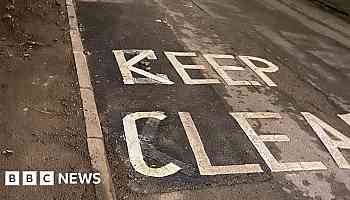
[5, 171, 19, 186]
[4, 171, 101, 186]
[5, 171, 54, 186]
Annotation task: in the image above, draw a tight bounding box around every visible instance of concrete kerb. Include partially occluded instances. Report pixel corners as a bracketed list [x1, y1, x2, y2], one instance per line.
[65, 0, 116, 199]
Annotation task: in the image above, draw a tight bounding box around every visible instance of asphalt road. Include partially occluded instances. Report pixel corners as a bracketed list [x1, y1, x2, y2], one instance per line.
[314, 0, 350, 16]
[76, 0, 350, 199]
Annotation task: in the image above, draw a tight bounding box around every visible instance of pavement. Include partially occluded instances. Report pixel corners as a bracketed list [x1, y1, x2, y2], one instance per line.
[0, 0, 95, 199]
[1, 0, 350, 199]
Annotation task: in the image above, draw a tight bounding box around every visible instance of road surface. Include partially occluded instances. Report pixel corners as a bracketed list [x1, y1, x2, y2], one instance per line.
[76, 0, 350, 199]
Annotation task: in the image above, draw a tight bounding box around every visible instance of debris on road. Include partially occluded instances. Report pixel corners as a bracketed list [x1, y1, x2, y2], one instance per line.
[84, 50, 92, 56]
[1, 149, 14, 156]
[2, 13, 13, 22]
[155, 19, 168, 24]
[23, 52, 31, 58]
[20, 40, 41, 47]
[140, 59, 151, 66]
[184, 4, 193, 8]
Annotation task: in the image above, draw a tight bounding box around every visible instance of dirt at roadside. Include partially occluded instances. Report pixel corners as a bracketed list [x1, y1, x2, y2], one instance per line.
[0, 0, 96, 199]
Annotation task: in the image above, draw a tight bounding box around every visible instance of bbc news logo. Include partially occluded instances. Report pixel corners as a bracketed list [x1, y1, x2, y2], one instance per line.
[4, 171, 101, 186]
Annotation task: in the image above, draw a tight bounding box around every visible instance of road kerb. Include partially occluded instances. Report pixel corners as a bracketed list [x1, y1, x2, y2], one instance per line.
[65, 0, 116, 199]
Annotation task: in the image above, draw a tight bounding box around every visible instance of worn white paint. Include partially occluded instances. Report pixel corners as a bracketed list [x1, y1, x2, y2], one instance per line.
[123, 112, 182, 177]
[179, 112, 263, 175]
[203, 54, 262, 86]
[238, 56, 279, 87]
[339, 113, 350, 125]
[164, 52, 221, 84]
[302, 112, 350, 169]
[259, 134, 290, 142]
[113, 50, 283, 87]
[113, 50, 174, 85]
[230, 112, 327, 172]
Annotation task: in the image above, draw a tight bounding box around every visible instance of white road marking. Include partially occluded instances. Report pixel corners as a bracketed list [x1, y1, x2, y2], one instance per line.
[134, 74, 171, 84]
[230, 112, 327, 172]
[339, 113, 350, 124]
[123, 112, 182, 177]
[256, 26, 338, 83]
[66, 0, 115, 199]
[203, 54, 262, 86]
[179, 112, 264, 175]
[302, 112, 350, 169]
[238, 56, 279, 87]
[113, 50, 174, 85]
[120, 111, 349, 177]
[259, 134, 290, 142]
[164, 52, 221, 84]
[73, 0, 350, 195]
[113, 50, 283, 87]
